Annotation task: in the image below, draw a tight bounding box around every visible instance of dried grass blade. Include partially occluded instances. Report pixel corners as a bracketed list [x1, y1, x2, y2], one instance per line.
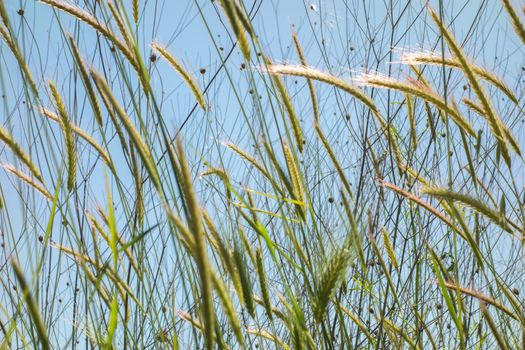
[233, 1, 254, 37]
[165, 208, 195, 253]
[129, 146, 144, 226]
[246, 328, 291, 350]
[39, 0, 137, 70]
[88, 213, 140, 275]
[258, 137, 291, 191]
[223, 143, 267, 177]
[202, 210, 243, 303]
[421, 186, 515, 234]
[380, 181, 466, 239]
[272, 75, 304, 153]
[428, 7, 518, 163]
[337, 303, 374, 342]
[480, 303, 510, 350]
[91, 70, 161, 191]
[315, 124, 353, 198]
[132, 0, 139, 24]
[381, 228, 399, 270]
[0, 126, 44, 183]
[211, 272, 243, 346]
[67, 34, 103, 127]
[174, 138, 215, 350]
[292, 31, 319, 122]
[40, 0, 110, 36]
[40, 108, 113, 172]
[357, 73, 475, 136]
[267, 64, 380, 120]
[0, 1, 10, 27]
[217, 0, 250, 60]
[53, 244, 142, 307]
[0, 26, 38, 96]
[379, 317, 420, 350]
[2, 164, 51, 200]
[49, 81, 76, 192]
[402, 52, 519, 105]
[462, 97, 521, 155]
[152, 43, 206, 110]
[233, 243, 255, 316]
[107, 2, 134, 50]
[282, 142, 305, 220]
[11, 260, 50, 350]
[501, 0, 525, 46]
[223, 142, 284, 195]
[441, 281, 518, 320]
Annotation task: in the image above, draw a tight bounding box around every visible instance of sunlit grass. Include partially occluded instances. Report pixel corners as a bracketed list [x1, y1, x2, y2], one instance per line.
[0, 0, 524, 349]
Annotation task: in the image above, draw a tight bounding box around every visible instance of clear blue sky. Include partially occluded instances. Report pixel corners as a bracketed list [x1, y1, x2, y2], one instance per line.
[1, 0, 524, 346]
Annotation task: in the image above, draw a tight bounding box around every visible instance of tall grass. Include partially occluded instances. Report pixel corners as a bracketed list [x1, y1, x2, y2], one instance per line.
[0, 0, 524, 348]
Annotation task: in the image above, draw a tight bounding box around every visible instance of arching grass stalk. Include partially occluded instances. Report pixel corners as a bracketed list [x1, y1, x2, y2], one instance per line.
[11, 260, 50, 350]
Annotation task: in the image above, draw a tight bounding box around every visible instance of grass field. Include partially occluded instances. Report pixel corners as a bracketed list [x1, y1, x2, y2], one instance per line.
[0, 0, 524, 348]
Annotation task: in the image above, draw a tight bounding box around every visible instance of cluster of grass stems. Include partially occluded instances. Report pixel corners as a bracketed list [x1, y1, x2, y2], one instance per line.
[0, 0, 525, 349]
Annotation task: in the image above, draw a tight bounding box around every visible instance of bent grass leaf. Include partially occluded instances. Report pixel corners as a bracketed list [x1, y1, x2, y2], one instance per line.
[151, 43, 206, 110]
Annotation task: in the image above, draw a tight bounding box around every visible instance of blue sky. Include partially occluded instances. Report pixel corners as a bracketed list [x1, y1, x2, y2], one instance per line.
[1, 0, 524, 283]
[1, 0, 525, 346]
